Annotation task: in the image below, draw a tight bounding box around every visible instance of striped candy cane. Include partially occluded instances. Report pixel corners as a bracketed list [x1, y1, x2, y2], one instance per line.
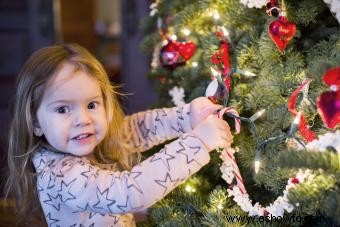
[217, 107, 246, 194]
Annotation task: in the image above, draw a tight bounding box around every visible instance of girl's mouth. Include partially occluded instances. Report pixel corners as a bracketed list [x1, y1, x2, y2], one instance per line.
[73, 133, 92, 140]
[72, 133, 94, 144]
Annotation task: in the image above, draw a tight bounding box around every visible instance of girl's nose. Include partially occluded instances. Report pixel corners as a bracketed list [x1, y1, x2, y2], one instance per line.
[73, 109, 92, 127]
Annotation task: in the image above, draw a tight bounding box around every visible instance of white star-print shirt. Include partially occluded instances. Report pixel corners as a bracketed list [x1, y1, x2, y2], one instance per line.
[33, 104, 211, 227]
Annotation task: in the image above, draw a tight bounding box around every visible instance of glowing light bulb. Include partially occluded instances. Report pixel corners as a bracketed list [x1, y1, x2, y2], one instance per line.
[170, 34, 177, 41]
[213, 10, 220, 20]
[192, 61, 198, 67]
[255, 160, 260, 173]
[162, 39, 169, 45]
[181, 28, 191, 36]
[249, 109, 266, 122]
[185, 185, 196, 193]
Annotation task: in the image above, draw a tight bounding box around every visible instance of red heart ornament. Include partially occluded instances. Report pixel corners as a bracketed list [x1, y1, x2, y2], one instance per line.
[177, 42, 196, 60]
[317, 90, 340, 129]
[268, 16, 296, 51]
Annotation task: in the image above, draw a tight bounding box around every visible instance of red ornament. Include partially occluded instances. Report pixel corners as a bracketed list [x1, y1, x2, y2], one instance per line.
[323, 67, 340, 86]
[160, 39, 196, 69]
[291, 177, 300, 184]
[177, 42, 196, 60]
[288, 79, 317, 142]
[268, 16, 296, 52]
[211, 41, 231, 91]
[317, 67, 340, 129]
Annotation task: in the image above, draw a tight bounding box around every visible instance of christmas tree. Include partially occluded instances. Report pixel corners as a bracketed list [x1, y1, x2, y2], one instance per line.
[139, 0, 340, 226]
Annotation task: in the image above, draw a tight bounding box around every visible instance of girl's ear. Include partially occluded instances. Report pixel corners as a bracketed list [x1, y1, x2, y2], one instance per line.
[33, 120, 43, 137]
[33, 127, 43, 137]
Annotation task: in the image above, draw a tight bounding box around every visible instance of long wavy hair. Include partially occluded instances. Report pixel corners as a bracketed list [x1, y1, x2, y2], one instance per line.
[5, 43, 136, 225]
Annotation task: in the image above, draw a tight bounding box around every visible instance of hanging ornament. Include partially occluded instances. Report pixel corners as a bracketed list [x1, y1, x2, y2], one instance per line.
[206, 27, 232, 105]
[160, 39, 196, 69]
[266, 0, 281, 17]
[268, 15, 296, 52]
[288, 79, 317, 142]
[205, 77, 227, 104]
[317, 66, 340, 129]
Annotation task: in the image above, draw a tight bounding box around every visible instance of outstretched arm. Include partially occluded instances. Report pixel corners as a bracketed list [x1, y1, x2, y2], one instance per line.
[122, 97, 221, 153]
[122, 104, 192, 153]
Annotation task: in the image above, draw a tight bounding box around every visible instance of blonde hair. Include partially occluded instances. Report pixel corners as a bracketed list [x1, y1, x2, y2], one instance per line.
[5, 43, 136, 225]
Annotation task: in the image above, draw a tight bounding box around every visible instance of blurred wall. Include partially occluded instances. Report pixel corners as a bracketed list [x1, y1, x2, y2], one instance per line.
[120, 0, 157, 114]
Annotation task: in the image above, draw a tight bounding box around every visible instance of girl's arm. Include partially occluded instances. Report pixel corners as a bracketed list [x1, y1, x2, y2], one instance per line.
[33, 133, 209, 215]
[122, 104, 192, 153]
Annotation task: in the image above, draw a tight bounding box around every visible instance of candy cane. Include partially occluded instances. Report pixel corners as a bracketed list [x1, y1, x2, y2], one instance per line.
[217, 107, 246, 193]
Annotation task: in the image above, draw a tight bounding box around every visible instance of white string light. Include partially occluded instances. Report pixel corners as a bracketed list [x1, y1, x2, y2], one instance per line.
[181, 28, 191, 36]
[249, 109, 266, 122]
[192, 61, 198, 67]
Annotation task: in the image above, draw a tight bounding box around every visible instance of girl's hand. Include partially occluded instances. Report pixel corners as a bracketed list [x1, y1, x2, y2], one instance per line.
[190, 97, 223, 129]
[192, 115, 233, 152]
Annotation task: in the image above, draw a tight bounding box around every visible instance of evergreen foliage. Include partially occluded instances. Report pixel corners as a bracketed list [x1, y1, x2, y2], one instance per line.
[139, 0, 339, 226]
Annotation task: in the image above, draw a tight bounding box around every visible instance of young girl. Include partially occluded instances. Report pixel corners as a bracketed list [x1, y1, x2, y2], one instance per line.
[5, 44, 232, 226]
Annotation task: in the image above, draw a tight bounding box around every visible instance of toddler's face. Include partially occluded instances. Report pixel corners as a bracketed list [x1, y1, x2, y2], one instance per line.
[36, 63, 108, 157]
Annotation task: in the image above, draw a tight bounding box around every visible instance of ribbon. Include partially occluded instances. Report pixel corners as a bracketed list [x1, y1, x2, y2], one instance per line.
[288, 79, 316, 142]
[211, 41, 231, 91]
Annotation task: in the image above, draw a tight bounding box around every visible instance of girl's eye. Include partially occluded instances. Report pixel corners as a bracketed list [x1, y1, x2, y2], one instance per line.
[55, 106, 70, 114]
[88, 101, 98, 110]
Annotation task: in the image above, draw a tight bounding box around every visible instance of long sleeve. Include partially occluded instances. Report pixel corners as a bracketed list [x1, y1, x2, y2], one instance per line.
[33, 133, 209, 226]
[122, 104, 192, 153]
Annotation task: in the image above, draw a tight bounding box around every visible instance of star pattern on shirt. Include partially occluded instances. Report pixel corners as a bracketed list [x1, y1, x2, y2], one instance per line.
[171, 121, 185, 134]
[46, 212, 59, 225]
[181, 133, 200, 141]
[89, 211, 104, 220]
[124, 171, 143, 194]
[47, 172, 56, 189]
[80, 165, 99, 187]
[155, 109, 167, 127]
[47, 158, 56, 168]
[108, 172, 123, 188]
[149, 147, 175, 171]
[92, 186, 116, 212]
[154, 172, 179, 195]
[138, 120, 150, 140]
[176, 106, 185, 120]
[43, 193, 63, 211]
[57, 178, 76, 202]
[176, 141, 201, 165]
[108, 214, 120, 224]
[37, 182, 44, 192]
[35, 158, 46, 171]
[77, 202, 92, 213]
[116, 195, 144, 212]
